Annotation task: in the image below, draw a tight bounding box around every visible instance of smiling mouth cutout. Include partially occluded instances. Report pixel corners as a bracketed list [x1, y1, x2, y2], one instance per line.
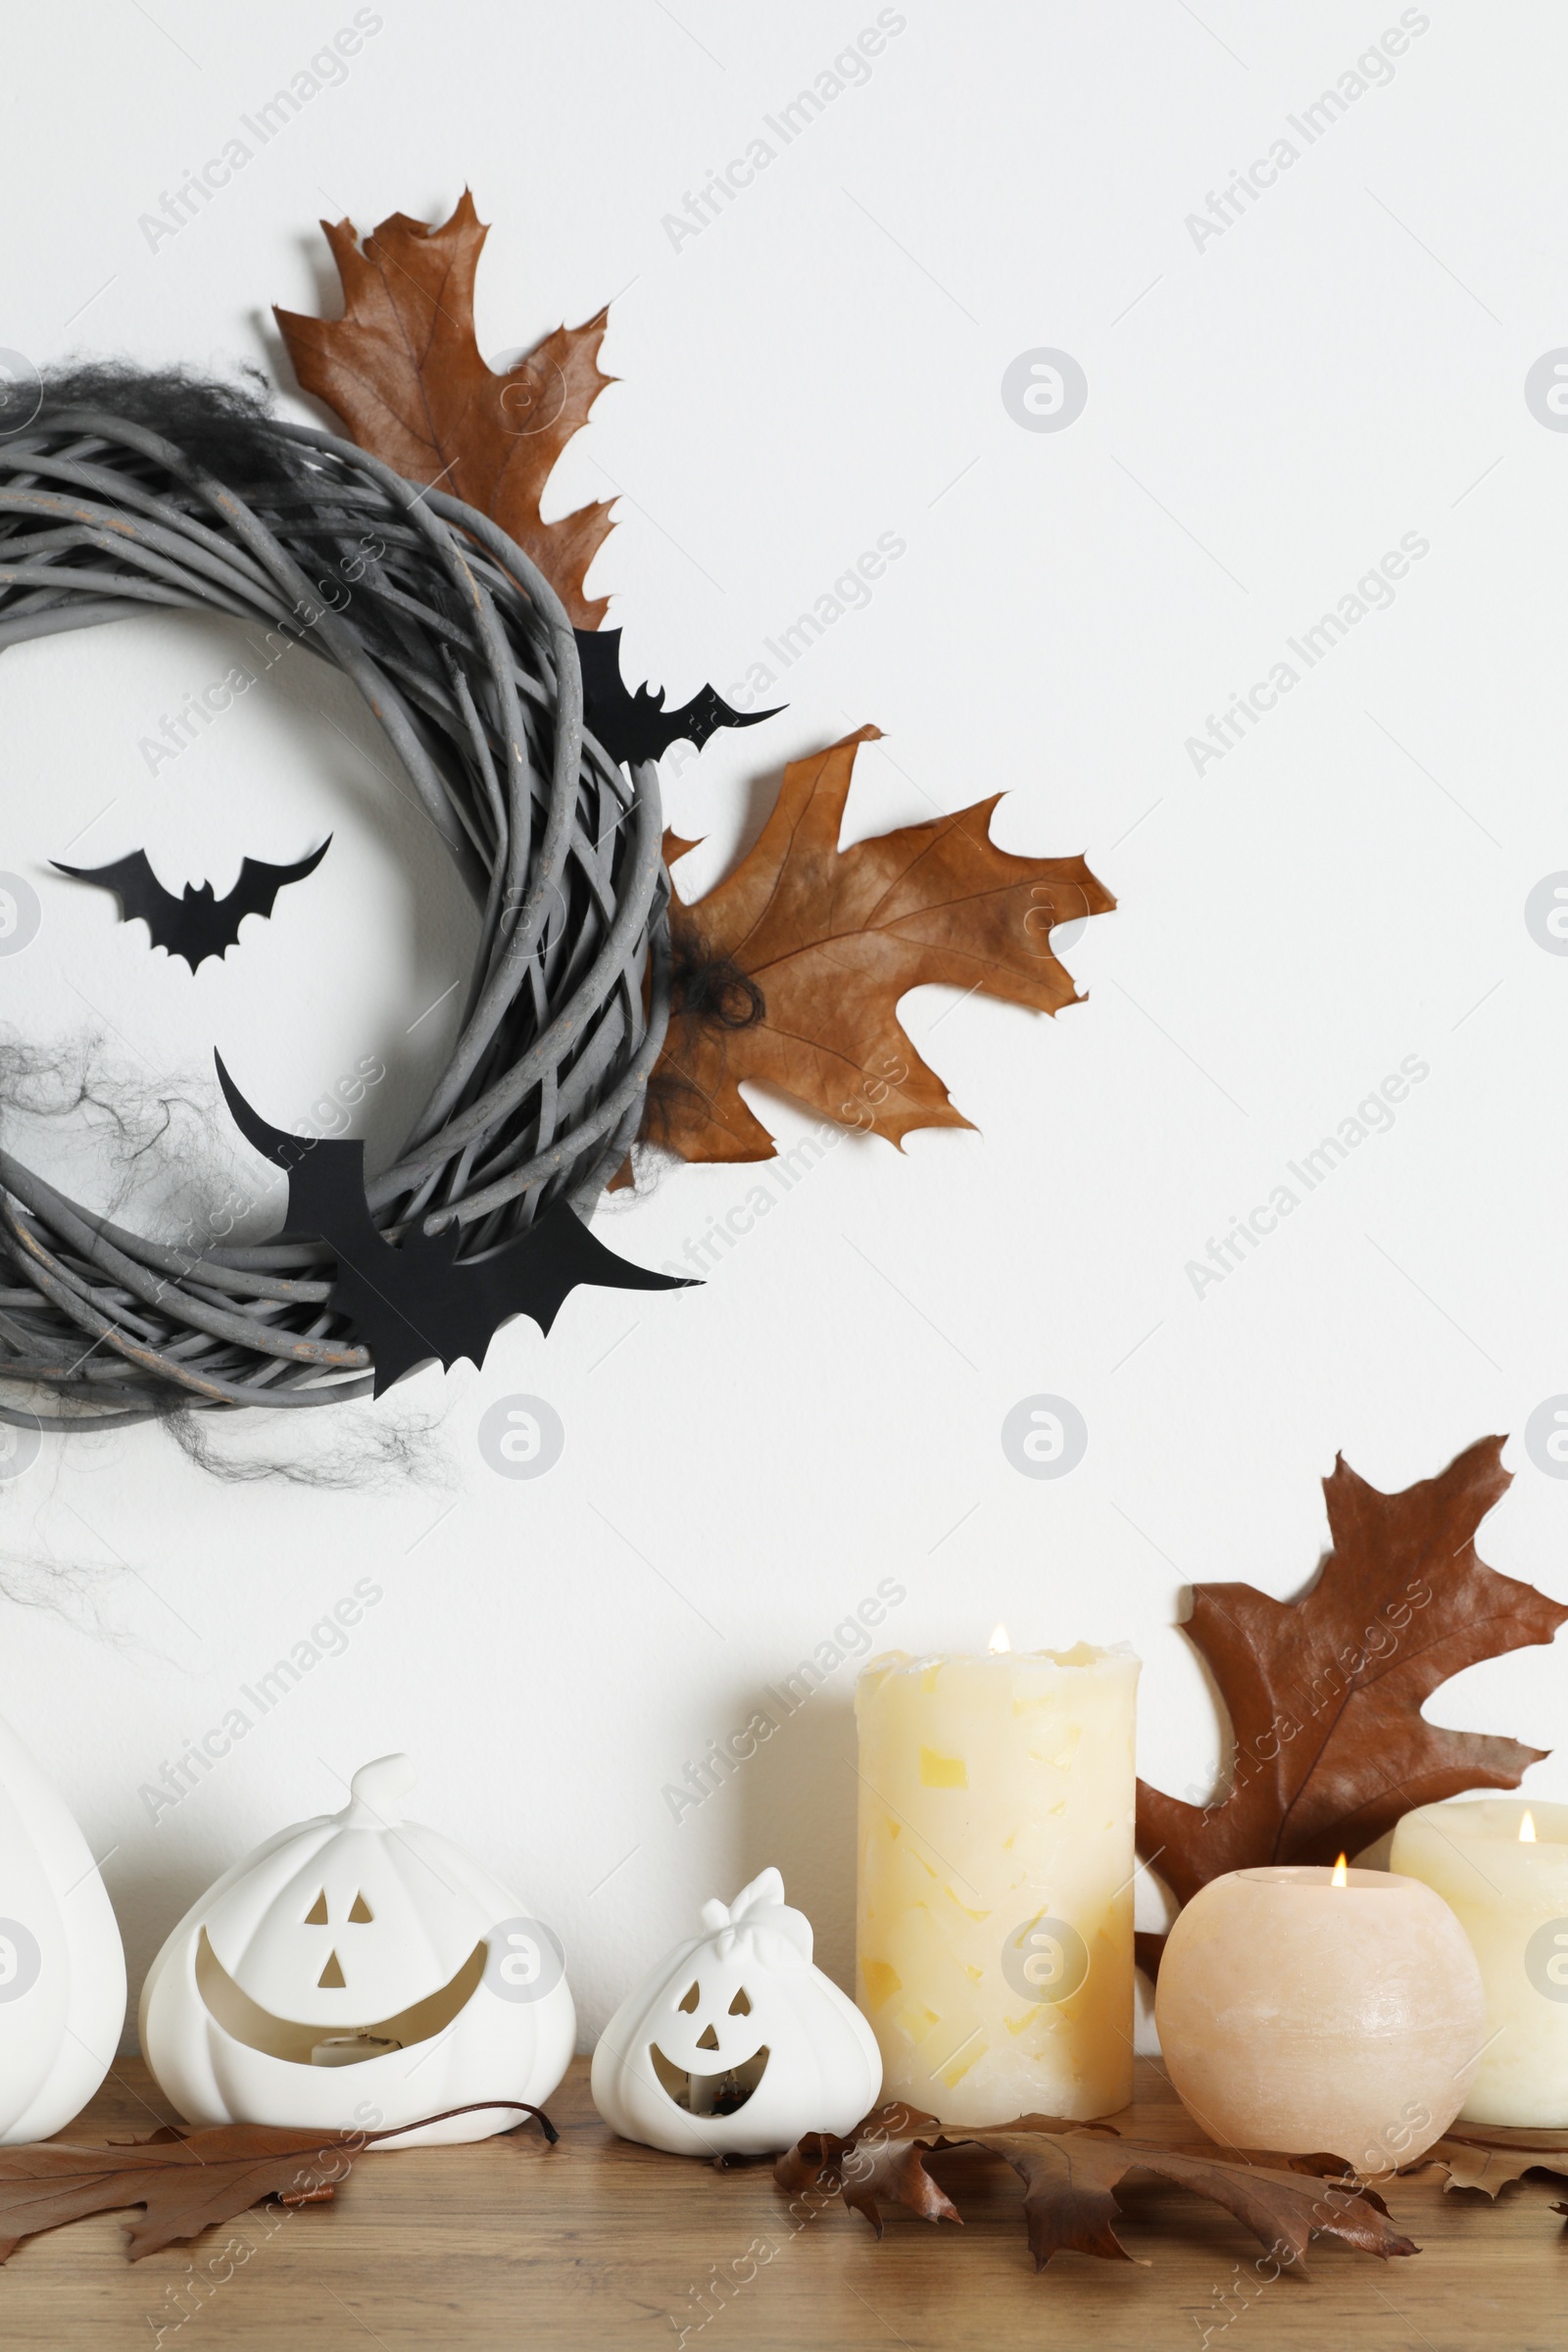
[195, 1928, 488, 2065]
[649, 2043, 770, 2116]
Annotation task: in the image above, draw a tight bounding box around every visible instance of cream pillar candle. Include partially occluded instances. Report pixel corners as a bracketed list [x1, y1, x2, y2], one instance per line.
[1390, 1798, 1568, 2125]
[1154, 1866, 1485, 2165]
[855, 1638, 1139, 2125]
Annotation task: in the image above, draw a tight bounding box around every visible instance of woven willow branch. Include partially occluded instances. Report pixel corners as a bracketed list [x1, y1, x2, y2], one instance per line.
[0, 404, 670, 1432]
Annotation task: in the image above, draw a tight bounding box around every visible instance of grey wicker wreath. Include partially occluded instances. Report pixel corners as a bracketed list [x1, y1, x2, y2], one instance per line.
[0, 389, 671, 1432]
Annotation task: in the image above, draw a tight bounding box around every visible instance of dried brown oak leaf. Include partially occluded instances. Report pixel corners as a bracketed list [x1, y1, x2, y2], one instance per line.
[1137, 1436, 1566, 1950]
[1414, 2126, 1568, 2198]
[0, 2101, 555, 2262]
[276, 190, 614, 625]
[651, 726, 1114, 1163]
[776, 2111, 1417, 2273]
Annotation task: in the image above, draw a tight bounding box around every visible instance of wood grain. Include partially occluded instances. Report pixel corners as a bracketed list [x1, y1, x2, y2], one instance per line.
[0, 2058, 1559, 2350]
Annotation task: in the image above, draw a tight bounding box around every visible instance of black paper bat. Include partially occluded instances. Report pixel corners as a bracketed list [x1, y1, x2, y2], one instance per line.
[51, 840, 331, 971]
[216, 1056, 694, 1396]
[574, 627, 781, 766]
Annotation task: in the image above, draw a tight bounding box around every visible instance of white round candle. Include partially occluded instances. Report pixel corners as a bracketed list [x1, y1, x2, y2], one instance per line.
[1390, 1798, 1568, 2125]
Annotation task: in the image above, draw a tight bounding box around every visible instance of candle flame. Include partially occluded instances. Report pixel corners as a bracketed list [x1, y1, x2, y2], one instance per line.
[1520, 1810, 1537, 1843]
[988, 1624, 1010, 1654]
[1332, 1854, 1348, 1886]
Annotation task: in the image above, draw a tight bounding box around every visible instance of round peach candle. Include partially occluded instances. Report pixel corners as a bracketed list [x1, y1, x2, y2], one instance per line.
[1155, 1865, 1485, 2167]
[1390, 1798, 1568, 2125]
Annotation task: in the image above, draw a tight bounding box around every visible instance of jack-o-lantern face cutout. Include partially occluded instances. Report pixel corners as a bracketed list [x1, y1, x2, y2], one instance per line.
[648, 1971, 770, 2119]
[139, 1755, 573, 2148]
[591, 1868, 882, 2157]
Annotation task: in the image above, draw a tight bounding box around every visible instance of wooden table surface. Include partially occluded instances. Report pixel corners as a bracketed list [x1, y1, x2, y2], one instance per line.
[1, 2055, 1562, 2350]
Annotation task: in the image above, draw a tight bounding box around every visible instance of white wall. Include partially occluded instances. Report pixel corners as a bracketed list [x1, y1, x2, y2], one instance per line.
[1, 0, 1564, 2057]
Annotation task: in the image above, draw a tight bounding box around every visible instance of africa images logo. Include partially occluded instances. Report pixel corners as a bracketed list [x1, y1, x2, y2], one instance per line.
[478, 1396, 565, 1479]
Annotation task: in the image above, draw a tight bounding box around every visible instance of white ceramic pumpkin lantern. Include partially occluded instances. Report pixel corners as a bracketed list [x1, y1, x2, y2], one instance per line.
[592, 1867, 881, 2156]
[0, 1712, 125, 2142]
[139, 1755, 573, 2146]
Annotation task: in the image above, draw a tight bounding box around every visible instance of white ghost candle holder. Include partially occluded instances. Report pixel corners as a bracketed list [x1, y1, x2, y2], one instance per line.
[139, 1754, 573, 2146]
[0, 1714, 125, 2143]
[591, 1868, 882, 2156]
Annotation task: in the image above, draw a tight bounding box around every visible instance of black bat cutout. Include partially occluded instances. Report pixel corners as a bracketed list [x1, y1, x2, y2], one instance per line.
[574, 627, 782, 767]
[51, 840, 331, 971]
[216, 1056, 694, 1396]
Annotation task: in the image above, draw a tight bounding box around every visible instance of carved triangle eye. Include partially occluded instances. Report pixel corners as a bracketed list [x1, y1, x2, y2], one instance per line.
[318, 1949, 346, 1988]
[677, 1981, 700, 2013]
[729, 1987, 751, 2015]
[348, 1891, 373, 1922]
[304, 1890, 327, 1926]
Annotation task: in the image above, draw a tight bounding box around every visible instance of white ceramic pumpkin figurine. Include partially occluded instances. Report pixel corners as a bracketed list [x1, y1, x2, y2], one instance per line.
[0, 1713, 125, 2142]
[139, 1755, 573, 2146]
[592, 1867, 881, 2156]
